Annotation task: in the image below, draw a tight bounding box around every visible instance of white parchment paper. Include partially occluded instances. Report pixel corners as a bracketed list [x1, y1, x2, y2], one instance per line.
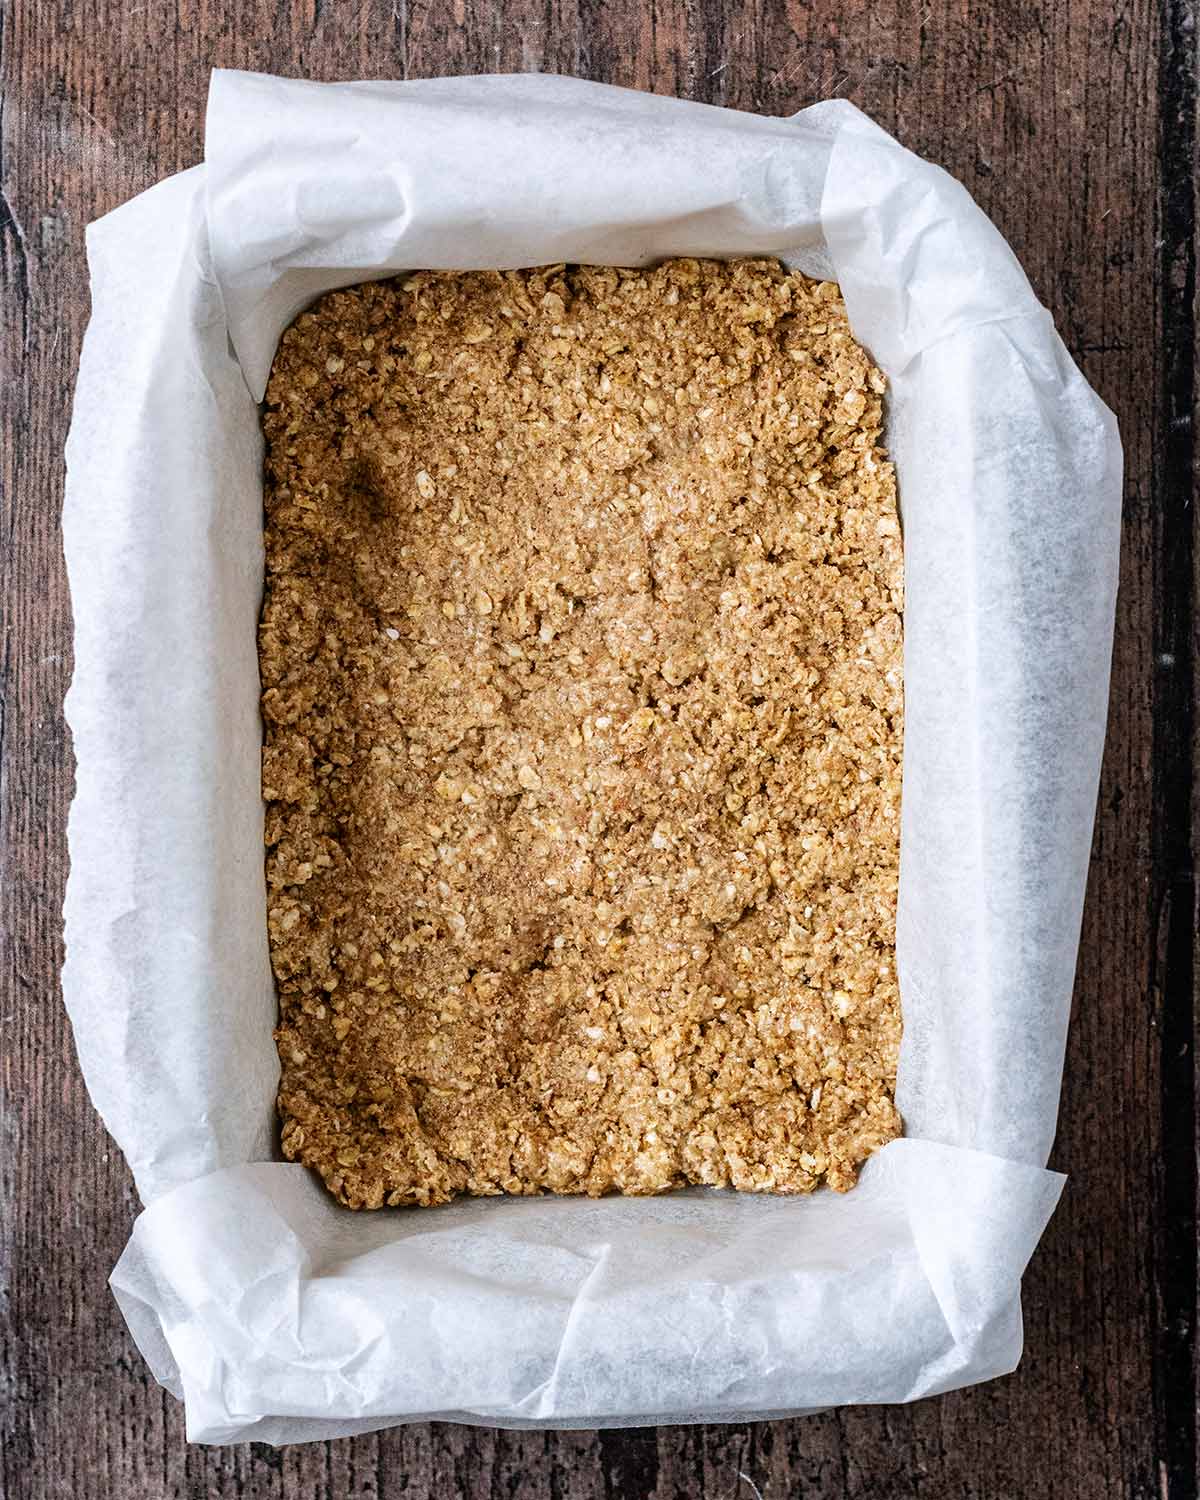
[62, 70, 1121, 1444]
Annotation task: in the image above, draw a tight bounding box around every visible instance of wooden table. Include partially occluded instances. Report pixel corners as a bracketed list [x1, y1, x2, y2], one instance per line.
[1, 2, 1192, 1495]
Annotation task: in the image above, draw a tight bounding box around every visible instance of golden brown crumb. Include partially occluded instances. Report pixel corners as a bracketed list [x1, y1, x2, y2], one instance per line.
[260, 259, 903, 1209]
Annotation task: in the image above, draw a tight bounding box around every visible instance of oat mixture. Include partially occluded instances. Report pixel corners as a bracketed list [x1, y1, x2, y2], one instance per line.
[261, 259, 903, 1209]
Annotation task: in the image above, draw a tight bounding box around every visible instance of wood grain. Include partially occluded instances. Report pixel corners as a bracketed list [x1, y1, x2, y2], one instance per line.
[0, 1, 1192, 1496]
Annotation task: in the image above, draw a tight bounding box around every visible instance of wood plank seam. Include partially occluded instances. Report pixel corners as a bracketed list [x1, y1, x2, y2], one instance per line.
[1152, 1, 1198, 1496]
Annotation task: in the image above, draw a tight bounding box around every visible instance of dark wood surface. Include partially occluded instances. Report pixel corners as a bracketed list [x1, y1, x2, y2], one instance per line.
[1, 2, 1194, 1496]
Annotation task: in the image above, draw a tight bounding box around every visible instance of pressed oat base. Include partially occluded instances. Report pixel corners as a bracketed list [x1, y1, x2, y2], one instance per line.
[261, 259, 903, 1210]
